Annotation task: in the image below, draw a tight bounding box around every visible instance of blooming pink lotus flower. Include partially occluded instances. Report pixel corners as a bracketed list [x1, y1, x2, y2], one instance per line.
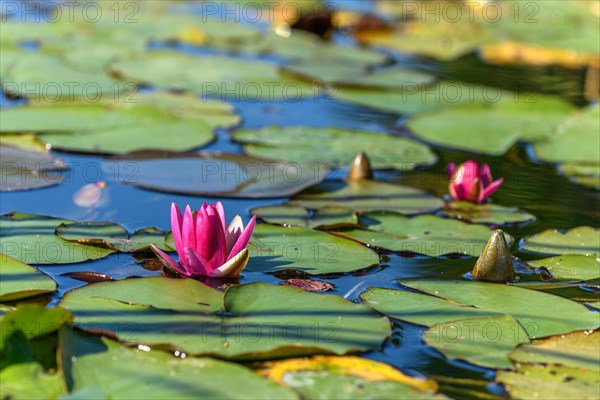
[151, 202, 256, 277]
[446, 160, 504, 204]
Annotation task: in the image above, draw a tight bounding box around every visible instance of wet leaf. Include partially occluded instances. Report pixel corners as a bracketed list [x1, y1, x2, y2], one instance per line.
[233, 126, 437, 171]
[0, 212, 114, 264]
[104, 151, 329, 198]
[280, 279, 334, 292]
[337, 213, 512, 257]
[60, 272, 114, 284]
[425, 315, 529, 370]
[522, 226, 600, 256]
[442, 201, 535, 226]
[0, 254, 57, 302]
[291, 180, 443, 214]
[246, 224, 379, 274]
[251, 204, 358, 229]
[0, 145, 67, 192]
[527, 255, 600, 281]
[260, 355, 441, 399]
[60, 279, 391, 359]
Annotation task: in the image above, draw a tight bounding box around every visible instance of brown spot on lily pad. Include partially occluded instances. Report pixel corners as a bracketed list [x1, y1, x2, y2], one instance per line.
[280, 278, 334, 292]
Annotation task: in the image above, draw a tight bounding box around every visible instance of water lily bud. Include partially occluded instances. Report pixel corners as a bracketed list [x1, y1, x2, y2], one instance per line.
[472, 230, 515, 283]
[348, 151, 373, 181]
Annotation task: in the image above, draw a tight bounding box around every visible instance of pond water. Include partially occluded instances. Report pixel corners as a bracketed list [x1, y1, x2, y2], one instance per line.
[1, 1, 599, 399]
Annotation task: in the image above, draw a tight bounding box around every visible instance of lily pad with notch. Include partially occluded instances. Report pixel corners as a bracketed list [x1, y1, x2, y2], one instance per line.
[104, 151, 329, 198]
[59, 278, 391, 359]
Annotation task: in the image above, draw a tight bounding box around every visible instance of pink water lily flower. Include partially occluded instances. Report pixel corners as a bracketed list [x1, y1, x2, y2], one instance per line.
[151, 202, 256, 277]
[446, 160, 504, 204]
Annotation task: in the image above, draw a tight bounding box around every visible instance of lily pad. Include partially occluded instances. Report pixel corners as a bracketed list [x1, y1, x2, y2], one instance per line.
[558, 162, 600, 190]
[56, 222, 168, 252]
[360, 288, 501, 327]
[425, 315, 529, 370]
[0, 145, 68, 192]
[104, 151, 329, 198]
[441, 201, 536, 226]
[527, 255, 600, 281]
[533, 106, 600, 163]
[334, 81, 505, 115]
[522, 226, 600, 256]
[291, 180, 443, 214]
[400, 280, 600, 338]
[60, 329, 299, 400]
[0, 133, 47, 152]
[246, 224, 379, 274]
[232, 126, 437, 171]
[0, 363, 65, 400]
[110, 52, 311, 99]
[407, 97, 576, 155]
[60, 278, 391, 359]
[509, 330, 599, 371]
[260, 355, 440, 399]
[251, 205, 358, 229]
[337, 213, 511, 257]
[0, 212, 114, 264]
[0, 254, 57, 302]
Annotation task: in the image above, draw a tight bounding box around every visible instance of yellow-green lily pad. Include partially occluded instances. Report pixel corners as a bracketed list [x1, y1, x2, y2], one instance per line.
[527, 255, 600, 281]
[0, 254, 57, 302]
[442, 201, 536, 225]
[522, 226, 600, 256]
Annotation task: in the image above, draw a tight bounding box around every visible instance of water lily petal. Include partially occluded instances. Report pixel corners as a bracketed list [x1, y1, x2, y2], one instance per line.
[150, 244, 189, 276]
[182, 205, 196, 252]
[226, 215, 244, 255]
[479, 177, 504, 203]
[227, 215, 256, 261]
[445, 163, 457, 179]
[196, 206, 227, 269]
[171, 203, 185, 261]
[215, 201, 227, 231]
[184, 247, 212, 276]
[210, 248, 249, 277]
[480, 164, 493, 187]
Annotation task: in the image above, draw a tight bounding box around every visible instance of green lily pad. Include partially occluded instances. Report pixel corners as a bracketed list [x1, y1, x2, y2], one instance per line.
[400, 280, 600, 338]
[512, 282, 600, 303]
[558, 162, 600, 190]
[497, 363, 599, 400]
[407, 97, 576, 155]
[60, 278, 391, 359]
[360, 288, 501, 327]
[0, 145, 68, 192]
[291, 180, 443, 214]
[246, 224, 379, 274]
[586, 302, 600, 310]
[56, 222, 168, 253]
[534, 106, 600, 163]
[232, 126, 437, 171]
[0, 212, 114, 264]
[334, 81, 505, 115]
[104, 151, 329, 198]
[441, 201, 536, 226]
[0, 254, 57, 302]
[0, 363, 65, 400]
[60, 329, 298, 400]
[251, 205, 358, 230]
[425, 315, 529, 370]
[110, 52, 311, 99]
[1, 103, 215, 155]
[522, 226, 600, 256]
[527, 255, 600, 281]
[337, 213, 511, 257]
[509, 330, 599, 371]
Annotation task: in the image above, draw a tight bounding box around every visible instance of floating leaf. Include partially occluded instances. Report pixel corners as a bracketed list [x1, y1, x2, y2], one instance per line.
[407, 97, 576, 155]
[522, 226, 600, 256]
[60, 329, 299, 399]
[110, 52, 311, 99]
[291, 180, 443, 214]
[0, 363, 65, 400]
[425, 315, 529, 370]
[0, 133, 47, 152]
[337, 213, 511, 257]
[0, 254, 57, 301]
[497, 363, 599, 400]
[233, 126, 437, 171]
[400, 280, 599, 338]
[441, 201, 536, 226]
[527, 255, 600, 281]
[558, 162, 600, 190]
[0, 212, 114, 264]
[509, 330, 599, 371]
[56, 222, 168, 252]
[0, 145, 68, 192]
[104, 151, 329, 198]
[246, 224, 379, 274]
[260, 355, 440, 399]
[280, 279, 334, 292]
[251, 204, 358, 229]
[60, 279, 391, 359]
